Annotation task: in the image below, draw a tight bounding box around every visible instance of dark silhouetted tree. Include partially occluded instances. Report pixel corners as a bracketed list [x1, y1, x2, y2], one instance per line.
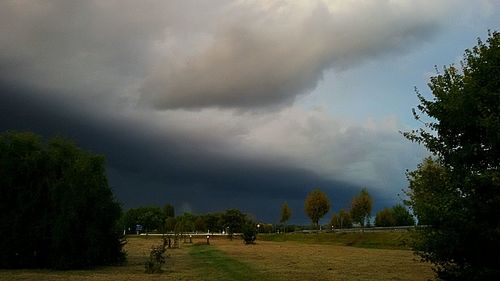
[0, 131, 125, 269]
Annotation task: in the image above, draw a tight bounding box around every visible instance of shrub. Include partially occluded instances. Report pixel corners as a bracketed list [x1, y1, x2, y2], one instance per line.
[242, 223, 257, 244]
[144, 244, 166, 274]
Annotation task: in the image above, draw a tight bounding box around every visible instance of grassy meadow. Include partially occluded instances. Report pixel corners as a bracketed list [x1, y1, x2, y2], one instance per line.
[0, 233, 434, 281]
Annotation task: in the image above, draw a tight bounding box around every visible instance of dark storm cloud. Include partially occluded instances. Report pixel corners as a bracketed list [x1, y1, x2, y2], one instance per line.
[1, 1, 484, 222]
[0, 83, 362, 222]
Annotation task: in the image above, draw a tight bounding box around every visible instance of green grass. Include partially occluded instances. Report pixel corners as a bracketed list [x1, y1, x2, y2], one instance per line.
[258, 231, 413, 250]
[189, 244, 273, 281]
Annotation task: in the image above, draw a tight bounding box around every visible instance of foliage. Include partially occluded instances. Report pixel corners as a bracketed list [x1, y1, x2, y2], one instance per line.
[144, 240, 167, 274]
[405, 31, 500, 280]
[204, 213, 223, 233]
[164, 217, 177, 232]
[0, 131, 125, 269]
[220, 209, 247, 236]
[350, 188, 373, 228]
[242, 223, 257, 244]
[304, 189, 331, 228]
[175, 213, 196, 234]
[280, 201, 291, 224]
[163, 204, 175, 218]
[330, 209, 353, 229]
[374, 208, 396, 227]
[375, 205, 414, 227]
[194, 216, 207, 232]
[122, 206, 165, 234]
[392, 204, 415, 226]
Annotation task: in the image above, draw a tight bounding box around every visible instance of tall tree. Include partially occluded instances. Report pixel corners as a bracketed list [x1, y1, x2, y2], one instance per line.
[304, 189, 330, 229]
[405, 31, 500, 280]
[280, 201, 292, 232]
[350, 188, 372, 229]
[0, 131, 125, 269]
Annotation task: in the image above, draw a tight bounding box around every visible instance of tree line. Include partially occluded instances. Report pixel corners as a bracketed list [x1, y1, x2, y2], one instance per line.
[280, 188, 414, 231]
[121, 206, 253, 236]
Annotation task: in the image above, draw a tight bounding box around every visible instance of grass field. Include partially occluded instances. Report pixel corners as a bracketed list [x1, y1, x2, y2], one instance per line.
[259, 231, 414, 249]
[0, 233, 434, 281]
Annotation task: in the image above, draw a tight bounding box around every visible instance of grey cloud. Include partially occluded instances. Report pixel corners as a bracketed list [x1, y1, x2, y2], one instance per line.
[140, 0, 444, 109]
[0, 83, 362, 223]
[0, 1, 485, 110]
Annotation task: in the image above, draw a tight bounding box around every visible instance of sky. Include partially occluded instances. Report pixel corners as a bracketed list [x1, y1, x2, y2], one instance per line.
[1, 0, 499, 224]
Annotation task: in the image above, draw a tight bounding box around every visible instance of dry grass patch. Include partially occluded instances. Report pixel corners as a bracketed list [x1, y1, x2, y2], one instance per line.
[0, 236, 199, 281]
[214, 239, 434, 281]
[0, 236, 434, 281]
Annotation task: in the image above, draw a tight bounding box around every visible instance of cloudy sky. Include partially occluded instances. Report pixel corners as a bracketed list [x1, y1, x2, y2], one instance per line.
[1, 0, 498, 223]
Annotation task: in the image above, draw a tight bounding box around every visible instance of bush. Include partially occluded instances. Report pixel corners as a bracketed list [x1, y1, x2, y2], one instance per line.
[242, 223, 257, 244]
[144, 244, 166, 274]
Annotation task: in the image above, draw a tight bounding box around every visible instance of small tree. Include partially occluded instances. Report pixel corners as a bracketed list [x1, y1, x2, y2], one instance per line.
[145, 238, 168, 274]
[375, 205, 415, 227]
[350, 188, 373, 230]
[375, 208, 396, 227]
[163, 204, 175, 218]
[392, 204, 415, 226]
[330, 209, 353, 229]
[280, 201, 292, 233]
[304, 189, 331, 229]
[241, 223, 257, 244]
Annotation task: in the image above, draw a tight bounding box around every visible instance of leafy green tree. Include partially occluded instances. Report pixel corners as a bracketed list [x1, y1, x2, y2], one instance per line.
[0, 131, 125, 269]
[280, 201, 292, 232]
[123, 206, 165, 234]
[350, 188, 372, 229]
[163, 204, 175, 218]
[221, 209, 247, 236]
[375, 205, 414, 227]
[375, 208, 396, 227]
[405, 31, 500, 280]
[304, 189, 331, 229]
[175, 213, 196, 234]
[392, 204, 415, 226]
[164, 217, 177, 232]
[204, 213, 222, 233]
[330, 209, 353, 229]
[194, 216, 207, 232]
